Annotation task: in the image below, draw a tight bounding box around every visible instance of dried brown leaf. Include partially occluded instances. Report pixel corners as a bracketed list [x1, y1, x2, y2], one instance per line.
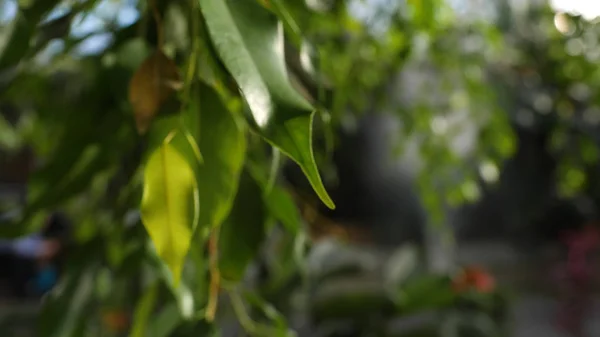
[128, 50, 180, 134]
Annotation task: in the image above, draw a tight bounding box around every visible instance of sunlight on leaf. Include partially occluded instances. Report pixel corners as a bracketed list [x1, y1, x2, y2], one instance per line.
[141, 142, 199, 284]
[199, 0, 335, 209]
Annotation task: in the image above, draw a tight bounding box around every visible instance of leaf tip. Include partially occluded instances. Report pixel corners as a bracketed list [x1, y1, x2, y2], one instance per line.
[323, 196, 336, 210]
[170, 264, 184, 288]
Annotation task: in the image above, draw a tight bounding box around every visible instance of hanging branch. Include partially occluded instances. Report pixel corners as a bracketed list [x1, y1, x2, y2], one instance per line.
[150, 0, 164, 48]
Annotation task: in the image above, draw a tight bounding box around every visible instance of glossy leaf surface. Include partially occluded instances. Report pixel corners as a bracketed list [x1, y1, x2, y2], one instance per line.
[199, 0, 335, 209]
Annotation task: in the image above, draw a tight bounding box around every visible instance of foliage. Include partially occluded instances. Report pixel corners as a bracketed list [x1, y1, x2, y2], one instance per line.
[1, 0, 599, 336]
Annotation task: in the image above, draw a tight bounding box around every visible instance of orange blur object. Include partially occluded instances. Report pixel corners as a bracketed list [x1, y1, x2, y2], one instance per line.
[452, 266, 496, 294]
[101, 310, 130, 333]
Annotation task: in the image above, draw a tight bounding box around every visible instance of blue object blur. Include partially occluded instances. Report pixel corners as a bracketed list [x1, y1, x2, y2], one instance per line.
[35, 265, 58, 293]
[0, 234, 45, 257]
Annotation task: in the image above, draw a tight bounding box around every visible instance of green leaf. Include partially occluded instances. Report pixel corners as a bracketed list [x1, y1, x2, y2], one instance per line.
[26, 108, 132, 213]
[145, 113, 203, 169]
[264, 186, 301, 234]
[0, 114, 21, 149]
[1, 138, 121, 238]
[27, 139, 91, 202]
[311, 278, 393, 320]
[129, 283, 159, 337]
[38, 270, 95, 337]
[141, 142, 200, 285]
[145, 244, 196, 320]
[384, 244, 419, 289]
[148, 303, 183, 337]
[243, 291, 289, 330]
[185, 82, 247, 229]
[29, 143, 110, 210]
[219, 171, 267, 283]
[188, 236, 210, 307]
[229, 290, 294, 337]
[0, 13, 33, 72]
[247, 159, 302, 234]
[398, 275, 456, 313]
[38, 241, 102, 337]
[199, 0, 335, 209]
[0, 0, 61, 72]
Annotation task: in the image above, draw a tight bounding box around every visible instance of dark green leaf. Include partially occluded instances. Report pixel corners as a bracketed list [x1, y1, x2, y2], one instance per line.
[199, 0, 335, 209]
[264, 186, 301, 234]
[398, 275, 456, 312]
[243, 291, 288, 330]
[185, 82, 247, 229]
[0, 114, 21, 149]
[0, 0, 61, 72]
[311, 278, 394, 320]
[29, 143, 110, 210]
[26, 108, 132, 213]
[38, 270, 95, 337]
[148, 303, 183, 337]
[38, 241, 102, 337]
[247, 156, 302, 234]
[219, 171, 267, 283]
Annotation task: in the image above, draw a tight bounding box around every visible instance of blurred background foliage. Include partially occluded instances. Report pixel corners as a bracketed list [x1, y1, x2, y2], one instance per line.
[1, 0, 600, 336]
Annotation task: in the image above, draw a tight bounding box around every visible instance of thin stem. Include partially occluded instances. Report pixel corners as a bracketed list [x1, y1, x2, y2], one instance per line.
[150, 0, 163, 48]
[265, 148, 280, 196]
[229, 291, 258, 335]
[229, 291, 288, 337]
[205, 227, 221, 322]
[271, 0, 302, 46]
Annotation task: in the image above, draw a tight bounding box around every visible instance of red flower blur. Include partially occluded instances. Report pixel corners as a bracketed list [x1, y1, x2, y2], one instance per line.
[452, 266, 496, 294]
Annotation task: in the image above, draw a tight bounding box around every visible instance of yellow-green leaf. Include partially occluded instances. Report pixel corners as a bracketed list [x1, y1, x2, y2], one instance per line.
[129, 283, 159, 337]
[145, 113, 203, 169]
[199, 0, 335, 210]
[141, 143, 199, 284]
